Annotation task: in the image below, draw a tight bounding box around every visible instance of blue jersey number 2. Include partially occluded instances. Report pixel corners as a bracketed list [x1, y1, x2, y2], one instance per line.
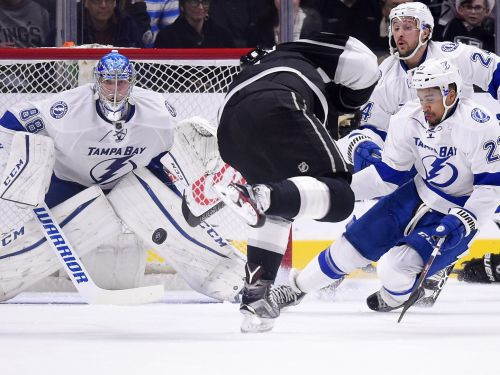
[483, 137, 500, 163]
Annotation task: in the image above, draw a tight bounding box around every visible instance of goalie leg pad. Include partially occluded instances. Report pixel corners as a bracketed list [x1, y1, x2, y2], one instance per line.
[0, 186, 124, 301]
[107, 168, 245, 301]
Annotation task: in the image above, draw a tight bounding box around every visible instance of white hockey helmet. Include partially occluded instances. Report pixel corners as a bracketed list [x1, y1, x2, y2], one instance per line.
[411, 58, 462, 122]
[389, 2, 434, 60]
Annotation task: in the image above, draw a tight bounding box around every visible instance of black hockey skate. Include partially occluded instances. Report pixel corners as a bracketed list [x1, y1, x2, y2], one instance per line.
[270, 284, 306, 310]
[240, 263, 279, 333]
[366, 288, 423, 312]
[366, 290, 402, 312]
[214, 183, 266, 228]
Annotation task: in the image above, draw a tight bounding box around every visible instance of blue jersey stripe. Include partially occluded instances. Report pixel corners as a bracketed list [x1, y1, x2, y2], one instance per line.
[488, 62, 500, 99]
[0, 111, 25, 131]
[423, 180, 469, 206]
[352, 125, 387, 141]
[474, 172, 500, 186]
[374, 162, 413, 186]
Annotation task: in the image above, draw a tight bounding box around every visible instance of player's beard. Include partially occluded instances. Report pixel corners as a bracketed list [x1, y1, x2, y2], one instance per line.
[424, 111, 439, 126]
[398, 40, 419, 58]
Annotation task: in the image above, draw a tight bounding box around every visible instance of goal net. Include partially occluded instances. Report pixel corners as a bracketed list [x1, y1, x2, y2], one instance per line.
[0, 47, 292, 292]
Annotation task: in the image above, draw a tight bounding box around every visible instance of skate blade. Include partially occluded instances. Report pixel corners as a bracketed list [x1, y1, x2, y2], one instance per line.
[240, 311, 275, 333]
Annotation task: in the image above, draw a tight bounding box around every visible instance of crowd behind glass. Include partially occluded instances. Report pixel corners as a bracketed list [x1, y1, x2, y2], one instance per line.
[0, 0, 496, 56]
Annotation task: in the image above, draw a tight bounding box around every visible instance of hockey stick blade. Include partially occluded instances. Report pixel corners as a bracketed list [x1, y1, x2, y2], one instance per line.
[416, 263, 455, 307]
[181, 192, 225, 227]
[33, 203, 164, 305]
[398, 236, 446, 323]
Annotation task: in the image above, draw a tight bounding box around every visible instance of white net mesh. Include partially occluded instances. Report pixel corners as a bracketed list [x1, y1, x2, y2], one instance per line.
[0, 55, 240, 125]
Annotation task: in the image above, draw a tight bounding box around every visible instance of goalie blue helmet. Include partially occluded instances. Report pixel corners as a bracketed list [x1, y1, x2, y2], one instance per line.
[94, 50, 136, 122]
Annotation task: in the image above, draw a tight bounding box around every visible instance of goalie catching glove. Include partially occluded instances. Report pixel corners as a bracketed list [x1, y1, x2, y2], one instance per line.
[457, 253, 500, 283]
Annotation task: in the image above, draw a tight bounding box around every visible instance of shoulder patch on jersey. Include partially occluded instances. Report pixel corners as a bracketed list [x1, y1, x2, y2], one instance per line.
[471, 108, 491, 123]
[50, 101, 68, 119]
[19, 108, 39, 121]
[164, 100, 177, 117]
[441, 43, 458, 52]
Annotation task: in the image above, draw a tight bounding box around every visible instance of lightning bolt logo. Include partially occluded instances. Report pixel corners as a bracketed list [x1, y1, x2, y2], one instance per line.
[423, 155, 458, 188]
[90, 155, 137, 184]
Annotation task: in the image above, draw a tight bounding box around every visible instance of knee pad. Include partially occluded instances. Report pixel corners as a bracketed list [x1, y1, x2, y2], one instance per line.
[316, 175, 354, 222]
[377, 245, 424, 297]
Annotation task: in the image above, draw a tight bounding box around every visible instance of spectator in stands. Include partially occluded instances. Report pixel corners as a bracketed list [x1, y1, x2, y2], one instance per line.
[440, 0, 495, 51]
[154, 0, 234, 48]
[144, 0, 179, 46]
[78, 0, 145, 47]
[315, 0, 380, 50]
[118, 0, 154, 46]
[0, 0, 53, 47]
[246, 0, 322, 49]
[210, 0, 256, 47]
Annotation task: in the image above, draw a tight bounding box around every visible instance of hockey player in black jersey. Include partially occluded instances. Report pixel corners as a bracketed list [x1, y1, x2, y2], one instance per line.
[214, 32, 380, 332]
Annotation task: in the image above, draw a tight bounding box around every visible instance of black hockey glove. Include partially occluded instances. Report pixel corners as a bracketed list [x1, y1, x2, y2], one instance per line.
[457, 253, 500, 283]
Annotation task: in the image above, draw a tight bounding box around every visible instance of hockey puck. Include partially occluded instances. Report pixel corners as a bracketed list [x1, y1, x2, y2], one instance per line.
[152, 228, 167, 244]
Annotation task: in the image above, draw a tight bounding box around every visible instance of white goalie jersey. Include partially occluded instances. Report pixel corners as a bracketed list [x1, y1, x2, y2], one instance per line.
[357, 41, 500, 147]
[0, 84, 176, 189]
[352, 98, 500, 225]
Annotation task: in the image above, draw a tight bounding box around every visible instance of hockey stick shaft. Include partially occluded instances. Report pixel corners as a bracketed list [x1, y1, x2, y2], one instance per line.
[33, 203, 164, 305]
[398, 236, 446, 323]
[182, 192, 225, 227]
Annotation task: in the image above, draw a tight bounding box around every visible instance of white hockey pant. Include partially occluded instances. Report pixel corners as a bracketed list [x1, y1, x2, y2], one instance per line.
[377, 245, 424, 307]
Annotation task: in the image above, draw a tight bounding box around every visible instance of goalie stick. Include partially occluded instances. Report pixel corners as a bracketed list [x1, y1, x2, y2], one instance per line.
[33, 203, 164, 304]
[398, 236, 446, 323]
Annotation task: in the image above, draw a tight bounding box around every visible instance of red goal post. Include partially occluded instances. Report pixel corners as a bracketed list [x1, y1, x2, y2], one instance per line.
[0, 47, 293, 272]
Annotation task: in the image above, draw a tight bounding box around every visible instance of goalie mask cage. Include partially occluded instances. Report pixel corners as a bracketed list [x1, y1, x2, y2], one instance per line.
[0, 47, 292, 289]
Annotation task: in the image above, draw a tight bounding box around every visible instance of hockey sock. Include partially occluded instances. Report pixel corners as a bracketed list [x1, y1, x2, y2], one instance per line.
[265, 180, 300, 219]
[247, 246, 283, 281]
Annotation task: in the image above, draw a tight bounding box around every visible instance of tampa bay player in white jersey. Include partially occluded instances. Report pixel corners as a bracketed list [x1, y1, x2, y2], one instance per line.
[272, 58, 500, 313]
[0, 50, 175, 206]
[337, 1, 500, 173]
[0, 50, 245, 303]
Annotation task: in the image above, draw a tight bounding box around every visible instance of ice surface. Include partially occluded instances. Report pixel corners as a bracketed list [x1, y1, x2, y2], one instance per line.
[1, 279, 499, 375]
